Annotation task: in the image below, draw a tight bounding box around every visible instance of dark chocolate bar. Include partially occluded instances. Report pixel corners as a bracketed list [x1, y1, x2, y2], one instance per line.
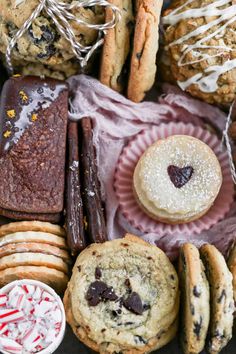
[66, 122, 86, 254]
[80, 117, 107, 243]
[0, 76, 68, 221]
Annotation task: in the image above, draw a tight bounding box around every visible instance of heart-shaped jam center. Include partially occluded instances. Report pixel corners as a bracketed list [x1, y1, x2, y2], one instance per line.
[167, 165, 194, 188]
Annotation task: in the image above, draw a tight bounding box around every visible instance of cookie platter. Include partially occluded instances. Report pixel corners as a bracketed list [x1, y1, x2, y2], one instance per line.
[0, 0, 236, 354]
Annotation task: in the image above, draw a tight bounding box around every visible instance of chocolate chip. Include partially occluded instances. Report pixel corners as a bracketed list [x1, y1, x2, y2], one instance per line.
[95, 267, 102, 279]
[167, 165, 194, 188]
[143, 303, 150, 311]
[77, 265, 81, 272]
[193, 286, 201, 297]
[193, 316, 203, 339]
[123, 292, 143, 315]
[86, 281, 107, 306]
[135, 336, 147, 345]
[85, 281, 118, 306]
[101, 328, 106, 333]
[170, 274, 175, 280]
[190, 303, 195, 315]
[136, 49, 144, 60]
[102, 287, 118, 301]
[217, 289, 226, 303]
[124, 279, 131, 287]
[37, 44, 56, 59]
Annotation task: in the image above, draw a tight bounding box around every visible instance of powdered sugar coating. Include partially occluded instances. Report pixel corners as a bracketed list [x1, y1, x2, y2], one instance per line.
[134, 135, 222, 221]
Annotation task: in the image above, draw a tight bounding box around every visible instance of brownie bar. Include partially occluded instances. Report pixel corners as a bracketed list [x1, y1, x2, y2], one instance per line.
[80, 117, 107, 243]
[0, 76, 68, 216]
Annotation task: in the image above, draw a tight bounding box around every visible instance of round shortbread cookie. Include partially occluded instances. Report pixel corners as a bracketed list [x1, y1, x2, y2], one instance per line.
[0, 232, 67, 249]
[0, 252, 69, 274]
[64, 234, 179, 353]
[133, 135, 222, 224]
[0, 242, 70, 263]
[179, 243, 210, 354]
[0, 266, 69, 294]
[200, 244, 234, 354]
[0, 221, 65, 237]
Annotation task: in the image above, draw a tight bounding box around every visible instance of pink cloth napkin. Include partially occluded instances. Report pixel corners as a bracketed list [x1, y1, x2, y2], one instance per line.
[68, 74, 236, 259]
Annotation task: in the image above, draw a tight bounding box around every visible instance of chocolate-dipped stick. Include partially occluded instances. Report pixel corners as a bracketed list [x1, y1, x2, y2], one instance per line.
[66, 122, 86, 255]
[80, 117, 107, 243]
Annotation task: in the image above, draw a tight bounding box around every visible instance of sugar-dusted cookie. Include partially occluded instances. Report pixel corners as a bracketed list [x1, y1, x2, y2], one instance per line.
[133, 135, 222, 224]
[200, 244, 234, 354]
[0, 221, 65, 238]
[100, 0, 134, 92]
[64, 234, 179, 353]
[127, 0, 163, 102]
[179, 243, 210, 354]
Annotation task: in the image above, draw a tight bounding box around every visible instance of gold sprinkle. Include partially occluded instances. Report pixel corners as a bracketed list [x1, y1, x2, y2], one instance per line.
[6, 109, 16, 119]
[31, 113, 38, 122]
[13, 74, 21, 77]
[3, 130, 11, 138]
[83, 216, 88, 231]
[19, 90, 28, 103]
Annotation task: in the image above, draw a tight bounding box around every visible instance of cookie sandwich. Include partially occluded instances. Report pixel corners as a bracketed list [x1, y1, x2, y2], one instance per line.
[133, 135, 222, 224]
[64, 234, 179, 353]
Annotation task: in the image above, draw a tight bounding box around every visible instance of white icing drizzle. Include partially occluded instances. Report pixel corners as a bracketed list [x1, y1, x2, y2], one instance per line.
[163, 0, 236, 93]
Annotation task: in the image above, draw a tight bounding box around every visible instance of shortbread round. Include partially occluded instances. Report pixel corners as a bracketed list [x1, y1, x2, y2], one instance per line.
[200, 244, 234, 354]
[0, 242, 70, 263]
[133, 135, 222, 224]
[0, 232, 67, 249]
[179, 243, 210, 354]
[0, 266, 69, 294]
[0, 252, 69, 274]
[0, 221, 65, 237]
[64, 234, 179, 353]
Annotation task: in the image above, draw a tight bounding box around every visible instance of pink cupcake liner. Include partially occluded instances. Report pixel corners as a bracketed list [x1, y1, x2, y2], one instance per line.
[114, 122, 234, 236]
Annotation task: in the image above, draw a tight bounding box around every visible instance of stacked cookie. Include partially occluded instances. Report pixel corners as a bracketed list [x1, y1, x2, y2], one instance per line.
[64, 234, 179, 354]
[100, 0, 163, 102]
[0, 221, 71, 294]
[179, 243, 234, 354]
[228, 244, 236, 304]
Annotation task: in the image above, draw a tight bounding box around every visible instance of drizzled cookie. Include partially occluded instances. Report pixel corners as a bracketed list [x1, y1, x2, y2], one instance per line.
[163, 0, 236, 106]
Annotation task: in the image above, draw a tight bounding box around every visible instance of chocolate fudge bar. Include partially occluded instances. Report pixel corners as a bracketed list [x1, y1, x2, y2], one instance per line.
[0, 75, 68, 221]
[80, 117, 107, 243]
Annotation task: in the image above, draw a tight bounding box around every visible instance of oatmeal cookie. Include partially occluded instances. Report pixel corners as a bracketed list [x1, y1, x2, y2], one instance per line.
[64, 234, 179, 353]
[0, 0, 104, 66]
[162, 0, 236, 106]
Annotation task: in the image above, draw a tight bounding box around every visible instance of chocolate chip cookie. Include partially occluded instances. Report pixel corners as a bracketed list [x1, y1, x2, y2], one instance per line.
[127, 0, 163, 102]
[227, 244, 236, 305]
[64, 234, 179, 353]
[100, 0, 134, 92]
[179, 243, 210, 354]
[200, 244, 234, 354]
[0, 0, 104, 66]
